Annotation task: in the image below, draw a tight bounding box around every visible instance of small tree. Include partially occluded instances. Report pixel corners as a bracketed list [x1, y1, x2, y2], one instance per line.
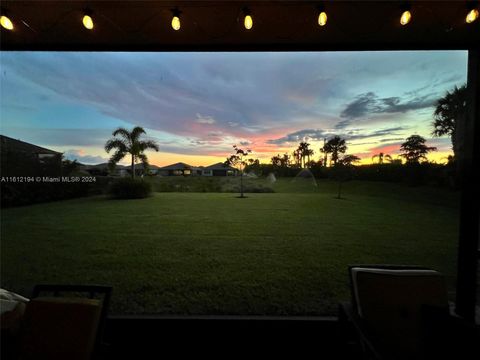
[271, 154, 283, 167]
[225, 145, 252, 198]
[245, 158, 260, 175]
[400, 135, 437, 164]
[332, 154, 360, 199]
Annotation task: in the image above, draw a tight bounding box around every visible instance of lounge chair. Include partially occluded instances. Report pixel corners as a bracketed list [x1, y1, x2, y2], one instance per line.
[339, 265, 478, 359]
[19, 284, 112, 360]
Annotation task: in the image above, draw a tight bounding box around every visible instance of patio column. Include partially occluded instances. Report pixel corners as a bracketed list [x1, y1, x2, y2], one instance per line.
[455, 48, 480, 322]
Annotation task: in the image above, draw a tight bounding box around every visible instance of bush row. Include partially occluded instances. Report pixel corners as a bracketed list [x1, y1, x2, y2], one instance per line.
[150, 176, 275, 193]
[246, 163, 457, 188]
[0, 176, 115, 208]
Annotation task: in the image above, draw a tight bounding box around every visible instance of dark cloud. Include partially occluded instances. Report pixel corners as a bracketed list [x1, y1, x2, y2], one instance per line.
[345, 127, 407, 141]
[381, 97, 401, 107]
[340, 92, 379, 119]
[267, 126, 407, 146]
[266, 129, 328, 145]
[338, 91, 437, 128]
[334, 119, 354, 130]
[379, 137, 405, 143]
[350, 142, 378, 146]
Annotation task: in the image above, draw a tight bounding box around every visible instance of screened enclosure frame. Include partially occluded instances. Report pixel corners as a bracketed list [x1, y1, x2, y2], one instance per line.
[1, 0, 478, 322]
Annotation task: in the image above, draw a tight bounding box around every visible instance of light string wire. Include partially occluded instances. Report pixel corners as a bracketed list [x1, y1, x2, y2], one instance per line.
[3, 2, 477, 41]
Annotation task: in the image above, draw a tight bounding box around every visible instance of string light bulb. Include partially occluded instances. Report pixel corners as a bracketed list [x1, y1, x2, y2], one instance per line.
[466, 8, 479, 23]
[0, 14, 13, 30]
[399, 3, 412, 26]
[82, 9, 94, 30]
[400, 10, 411, 25]
[318, 11, 327, 26]
[171, 9, 181, 31]
[243, 8, 253, 30]
[0, 9, 13, 30]
[317, 4, 327, 27]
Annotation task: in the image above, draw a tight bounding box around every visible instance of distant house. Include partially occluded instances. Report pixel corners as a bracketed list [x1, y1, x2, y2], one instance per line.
[202, 162, 238, 176]
[157, 162, 237, 176]
[158, 162, 202, 176]
[0, 135, 62, 176]
[83, 163, 121, 176]
[130, 163, 161, 176]
[83, 163, 105, 176]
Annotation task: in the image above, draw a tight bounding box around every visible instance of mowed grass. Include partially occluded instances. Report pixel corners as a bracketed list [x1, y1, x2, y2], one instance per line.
[1, 179, 459, 315]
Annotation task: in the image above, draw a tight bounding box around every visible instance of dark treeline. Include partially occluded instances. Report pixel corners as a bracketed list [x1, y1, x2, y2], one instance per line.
[245, 83, 466, 189]
[245, 161, 456, 188]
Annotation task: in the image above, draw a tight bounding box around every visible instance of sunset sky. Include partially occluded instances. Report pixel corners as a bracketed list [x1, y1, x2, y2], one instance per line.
[0, 51, 467, 166]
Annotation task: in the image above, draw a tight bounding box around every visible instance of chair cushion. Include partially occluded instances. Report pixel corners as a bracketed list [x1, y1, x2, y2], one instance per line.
[20, 297, 102, 360]
[351, 268, 447, 317]
[350, 267, 449, 359]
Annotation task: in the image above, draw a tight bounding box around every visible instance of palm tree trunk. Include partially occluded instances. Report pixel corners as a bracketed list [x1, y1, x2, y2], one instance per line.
[131, 154, 135, 179]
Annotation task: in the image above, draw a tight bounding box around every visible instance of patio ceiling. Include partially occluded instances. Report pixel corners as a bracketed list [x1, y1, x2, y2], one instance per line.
[1, 1, 479, 51]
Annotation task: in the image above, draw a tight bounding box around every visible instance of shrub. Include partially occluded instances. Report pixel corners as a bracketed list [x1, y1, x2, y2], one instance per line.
[1, 182, 91, 208]
[108, 178, 152, 199]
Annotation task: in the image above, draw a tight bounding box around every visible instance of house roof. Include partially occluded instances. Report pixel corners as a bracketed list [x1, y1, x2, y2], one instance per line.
[0, 135, 61, 155]
[158, 162, 195, 171]
[131, 163, 160, 170]
[82, 163, 127, 170]
[204, 162, 237, 171]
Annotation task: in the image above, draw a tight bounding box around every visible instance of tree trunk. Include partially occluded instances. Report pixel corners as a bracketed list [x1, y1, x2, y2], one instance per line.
[131, 154, 135, 179]
[240, 168, 244, 198]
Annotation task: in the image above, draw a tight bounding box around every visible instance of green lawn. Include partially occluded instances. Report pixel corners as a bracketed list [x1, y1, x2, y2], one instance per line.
[0, 179, 459, 315]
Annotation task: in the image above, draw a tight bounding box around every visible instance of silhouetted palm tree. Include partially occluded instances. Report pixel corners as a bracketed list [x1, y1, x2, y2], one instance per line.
[293, 149, 302, 167]
[105, 126, 159, 178]
[320, 138, 328, 167]
[304, 148, 314, 168]
[371, 152, 392, 164]
[296, 142, 313, 168]
[323, 136, 347, 166]
[340, 154, 361, 165]
[432, 84, 467, 160]
[400, 135, 436, 164]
